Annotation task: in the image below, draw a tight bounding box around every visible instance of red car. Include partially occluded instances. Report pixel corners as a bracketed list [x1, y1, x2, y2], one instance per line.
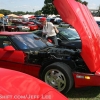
[29, 19, 43, 30]
[28, 24, 38, 31]
[21, 21, 38, 31]
[0, 24, 17, 32]
[0, 68, 68, 100]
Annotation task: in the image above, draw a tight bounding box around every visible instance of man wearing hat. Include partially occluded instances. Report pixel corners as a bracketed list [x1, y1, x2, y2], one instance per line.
[40, 17, 59, 45]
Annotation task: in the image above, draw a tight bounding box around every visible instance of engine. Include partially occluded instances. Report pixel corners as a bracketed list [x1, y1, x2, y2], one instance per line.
[25, 47, 77, 64]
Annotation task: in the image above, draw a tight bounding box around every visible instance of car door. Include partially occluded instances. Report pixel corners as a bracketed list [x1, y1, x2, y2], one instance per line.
[0, 36, 25, 68]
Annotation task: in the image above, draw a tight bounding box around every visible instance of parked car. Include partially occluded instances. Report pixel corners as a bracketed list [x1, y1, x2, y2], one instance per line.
[33, 27, 81, 49]
[59, 22, 70, 27]
[0, 31, 78, 94]
[16, 24, 30, 32]
[46, 18, 55, 24]
[29, 19, 43, 30]
[27, 24, 38, 31]
[0, 68, 68, 100]
[0, 24, 17, 32]
[47, 17, 62, 24]
[54, 17, 62, 24]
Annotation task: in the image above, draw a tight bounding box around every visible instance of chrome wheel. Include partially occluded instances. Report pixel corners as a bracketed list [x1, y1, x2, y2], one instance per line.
[45, 69, 66, 91]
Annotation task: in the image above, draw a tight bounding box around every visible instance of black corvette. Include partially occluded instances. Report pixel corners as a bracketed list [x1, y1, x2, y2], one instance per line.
[33, 27, 82, 50]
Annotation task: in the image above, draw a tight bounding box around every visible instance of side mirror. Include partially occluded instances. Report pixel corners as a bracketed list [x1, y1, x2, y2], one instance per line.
[4, 46, 15, 51]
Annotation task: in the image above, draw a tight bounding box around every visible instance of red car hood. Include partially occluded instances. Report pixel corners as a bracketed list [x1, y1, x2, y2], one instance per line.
[53, 0, 100, 72]
[0, 68, 68, 100]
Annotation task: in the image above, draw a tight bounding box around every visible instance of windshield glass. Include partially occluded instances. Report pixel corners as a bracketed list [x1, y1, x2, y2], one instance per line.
[11, 33, 53, 51]
[59, 28, 80, 40]
[96, 21, 100, 27]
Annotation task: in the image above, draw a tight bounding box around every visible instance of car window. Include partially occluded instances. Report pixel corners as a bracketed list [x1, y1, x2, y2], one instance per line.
[96, 21, 100, 27]
[58, 28, 80, 41]
[11, 33, 53, 51]
[33, 30, 42, 37]
[56, 33, 66, 40]
[0, 36, 12, 48]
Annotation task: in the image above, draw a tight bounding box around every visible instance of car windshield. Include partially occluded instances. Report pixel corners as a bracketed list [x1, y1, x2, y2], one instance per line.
[96, 21, 100, 27]
[59, 28, 80, 40]
[10, 33, 53, 51]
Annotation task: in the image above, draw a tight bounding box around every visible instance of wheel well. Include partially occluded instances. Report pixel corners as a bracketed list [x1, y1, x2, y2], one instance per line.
[39, 60, 75, 78]
[39, 60, 55, 78]
[40, 62, 74, 94]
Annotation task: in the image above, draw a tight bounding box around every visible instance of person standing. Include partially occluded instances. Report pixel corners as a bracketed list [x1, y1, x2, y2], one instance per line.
[39, 17, 59, 45]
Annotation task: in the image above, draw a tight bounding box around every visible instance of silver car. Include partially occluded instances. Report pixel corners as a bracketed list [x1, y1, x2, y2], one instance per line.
[16, 24, 30, 32]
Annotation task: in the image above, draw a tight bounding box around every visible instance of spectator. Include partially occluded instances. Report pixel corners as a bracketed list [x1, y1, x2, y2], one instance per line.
[40, 17, 59, 46]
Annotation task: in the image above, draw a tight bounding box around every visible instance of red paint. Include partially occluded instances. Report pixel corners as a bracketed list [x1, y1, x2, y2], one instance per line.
[28, 24, 38, 31]
[53, 0, 100, 88]
[0, 68, 68, 100]
[53, 0, 100, 72]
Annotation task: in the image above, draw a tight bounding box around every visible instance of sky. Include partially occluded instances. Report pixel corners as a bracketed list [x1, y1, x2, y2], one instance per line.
[0, 0, 99, 12]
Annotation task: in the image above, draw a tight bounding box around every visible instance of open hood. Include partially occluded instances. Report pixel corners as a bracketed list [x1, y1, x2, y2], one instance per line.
[53, 0, 100, 72]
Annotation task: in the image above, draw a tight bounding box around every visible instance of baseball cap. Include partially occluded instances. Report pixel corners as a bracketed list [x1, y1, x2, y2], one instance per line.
[39, 17, 46, 22]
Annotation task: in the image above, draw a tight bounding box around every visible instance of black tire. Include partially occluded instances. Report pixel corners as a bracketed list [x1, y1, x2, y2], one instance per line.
[41, 62, 74, 94]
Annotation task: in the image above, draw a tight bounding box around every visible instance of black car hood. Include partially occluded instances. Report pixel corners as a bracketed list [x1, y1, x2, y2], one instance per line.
[61, 40, 82, 49]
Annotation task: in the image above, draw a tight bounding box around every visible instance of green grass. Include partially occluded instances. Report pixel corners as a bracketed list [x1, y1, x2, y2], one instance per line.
[65, 87, 100, 100]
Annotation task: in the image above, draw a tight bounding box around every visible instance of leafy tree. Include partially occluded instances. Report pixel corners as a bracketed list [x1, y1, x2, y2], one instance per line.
[35, 10, 42, 15]
[82, 1, 88, 6]
[12, 11, 26, 15]
[0, 9, 11, 15]
[42, 4, 57, 15]
[76, 0, 88, 6]
[42, 0, 58, 15]
[0, 9, 35, 15]
[76, 0, 82, 3]
[44, 0, 52, 4]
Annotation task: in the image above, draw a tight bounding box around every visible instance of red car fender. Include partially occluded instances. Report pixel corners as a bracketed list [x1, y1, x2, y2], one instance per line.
[0, 68, 68, 100]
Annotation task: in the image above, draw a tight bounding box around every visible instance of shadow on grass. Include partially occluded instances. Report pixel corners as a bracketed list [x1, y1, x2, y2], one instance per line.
[66, 86, 100, 100]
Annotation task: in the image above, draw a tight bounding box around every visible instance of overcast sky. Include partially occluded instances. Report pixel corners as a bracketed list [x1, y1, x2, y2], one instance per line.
[0, 0, 99, 12]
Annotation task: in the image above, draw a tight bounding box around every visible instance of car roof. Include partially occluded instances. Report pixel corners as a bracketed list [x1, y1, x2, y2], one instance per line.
[53, 0, 100, 72]
[0, 31, 32, 36]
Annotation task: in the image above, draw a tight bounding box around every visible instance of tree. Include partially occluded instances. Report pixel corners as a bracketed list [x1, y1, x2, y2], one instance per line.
[44, 0, 52, 4]
[42, 0, 58, 15]
[0, 9, 11, 15]
[76, 0, 82, 3]
[42, 4, 58, 15]
[76, 0, 88, 6]
[34, 10, 42, 15]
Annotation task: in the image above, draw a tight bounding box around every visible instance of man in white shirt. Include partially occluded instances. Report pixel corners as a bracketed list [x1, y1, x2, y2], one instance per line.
[40, 17, 59, 45]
